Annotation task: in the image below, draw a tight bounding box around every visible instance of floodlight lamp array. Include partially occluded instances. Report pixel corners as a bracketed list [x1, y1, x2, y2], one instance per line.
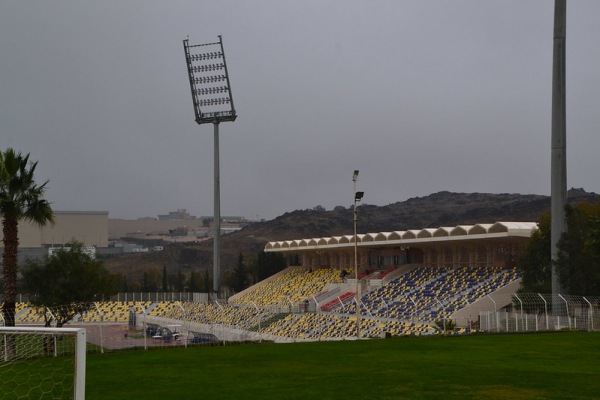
[190, 64, 225, 73]
[189, 52, 223, 61]
[194, 75, 227, 84]
[183, 36, 237, 124]
[198, 97, 231, 107]
[195, 86, 230, 96]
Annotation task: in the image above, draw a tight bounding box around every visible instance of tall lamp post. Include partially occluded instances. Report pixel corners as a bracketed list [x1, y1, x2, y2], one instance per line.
[183, 36, 237, 298]
[353, 170, 364, 339]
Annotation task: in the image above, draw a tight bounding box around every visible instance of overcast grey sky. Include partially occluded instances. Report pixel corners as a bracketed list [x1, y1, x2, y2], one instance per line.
[1, 1, 599, 221]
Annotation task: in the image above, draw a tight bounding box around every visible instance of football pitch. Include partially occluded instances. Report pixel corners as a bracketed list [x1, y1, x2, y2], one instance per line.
[86, 332, 600, 400]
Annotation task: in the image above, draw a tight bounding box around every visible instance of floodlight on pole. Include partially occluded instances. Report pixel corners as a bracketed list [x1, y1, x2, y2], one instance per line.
[183, 36, 237, 124]
[183, 36, 237, 297]
[353, 171, 363, 339]
[550, 0, 567, 297]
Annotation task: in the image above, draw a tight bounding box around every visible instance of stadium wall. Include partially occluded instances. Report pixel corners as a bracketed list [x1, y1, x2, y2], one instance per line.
[140, 315, 291, 343]
[451, 279, 522, 326]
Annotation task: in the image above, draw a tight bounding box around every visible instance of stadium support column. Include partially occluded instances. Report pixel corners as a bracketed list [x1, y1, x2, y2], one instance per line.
[551, 0, 567, 296]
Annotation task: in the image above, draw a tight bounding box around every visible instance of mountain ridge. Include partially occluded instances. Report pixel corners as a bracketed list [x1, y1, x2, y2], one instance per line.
[104, 189, 600, 280]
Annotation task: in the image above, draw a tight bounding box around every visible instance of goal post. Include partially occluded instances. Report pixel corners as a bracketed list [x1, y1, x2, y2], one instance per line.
[0, 326, 86, 400]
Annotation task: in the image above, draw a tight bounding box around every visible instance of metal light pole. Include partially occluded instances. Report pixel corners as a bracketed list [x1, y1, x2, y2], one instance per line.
[183, 36, 237, 298]
[353, 170, 364, 339]
[551, 0, 567, 297]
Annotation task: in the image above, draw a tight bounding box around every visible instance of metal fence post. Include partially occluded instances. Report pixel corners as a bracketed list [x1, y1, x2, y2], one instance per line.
[487, 295, 498, 332]
[538, 293, 549, 330]
[514, 294, 524, 332]
[583, 297, 593, 331]
[558, 294, 570, 329]
[93, 302, 104, 354]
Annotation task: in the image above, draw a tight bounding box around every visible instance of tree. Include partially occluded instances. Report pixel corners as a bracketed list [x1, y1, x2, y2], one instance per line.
[586, 215, 600, 259]
[141, 268, 160, 292]
[226, 252, 249, 293]
[20, 242, 115, 327]
[142, 272, 150, 292]
[176, 269, 184, 292]
[188, 271, 199, 292]
[434, 319, 456, 333]
[162, 265, 168, 292]
[555, 202, 600, 295]
[517, 213, 552, 293]
[1, 148, 54, 327]
[518, 201, 600, 295]
[253, 250, 287, 282]
[199, 269, 211, 293]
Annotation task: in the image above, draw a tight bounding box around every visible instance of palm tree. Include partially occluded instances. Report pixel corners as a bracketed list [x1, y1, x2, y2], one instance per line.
[1, 148, 54, 326]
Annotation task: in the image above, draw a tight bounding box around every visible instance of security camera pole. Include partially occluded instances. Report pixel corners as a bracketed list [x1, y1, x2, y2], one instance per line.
[183, 36, 237, 297]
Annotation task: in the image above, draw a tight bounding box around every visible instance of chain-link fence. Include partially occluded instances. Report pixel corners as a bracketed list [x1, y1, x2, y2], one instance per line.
[5, 293, 599, 353]
[476, 293, 600, 332]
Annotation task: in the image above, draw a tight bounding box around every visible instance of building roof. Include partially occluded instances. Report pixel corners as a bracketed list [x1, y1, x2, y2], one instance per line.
[264, 222, 538, 252]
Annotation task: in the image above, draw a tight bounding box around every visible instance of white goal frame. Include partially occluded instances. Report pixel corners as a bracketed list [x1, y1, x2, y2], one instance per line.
[0, 326, 86, 400]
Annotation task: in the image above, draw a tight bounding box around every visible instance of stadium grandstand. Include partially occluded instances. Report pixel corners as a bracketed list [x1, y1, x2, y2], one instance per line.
[6, 221, 569, 344]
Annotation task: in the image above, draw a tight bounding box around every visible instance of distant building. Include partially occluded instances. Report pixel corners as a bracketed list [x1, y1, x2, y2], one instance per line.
[108, 218, 207, 240]
[0, 211, 109, 265]
[49, 245, 96, 259]
[0, 211, 108, 248]
[109, 210, 248, 240]
[200, 216, 247, 224]
[158, 209, 196, 220]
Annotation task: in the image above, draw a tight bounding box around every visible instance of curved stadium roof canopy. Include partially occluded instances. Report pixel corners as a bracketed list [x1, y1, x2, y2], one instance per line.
[264, 222, 537, 253]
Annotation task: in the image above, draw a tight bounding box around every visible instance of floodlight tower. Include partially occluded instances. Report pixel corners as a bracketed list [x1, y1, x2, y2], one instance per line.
[551, 0, 566, 296]
[183, 36, 237, 297]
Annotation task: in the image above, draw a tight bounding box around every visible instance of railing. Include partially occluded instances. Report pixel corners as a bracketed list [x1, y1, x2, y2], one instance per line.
[475, 293, 600, 333]
[6, 292, 599, 352]
[110, 292, 211, 303]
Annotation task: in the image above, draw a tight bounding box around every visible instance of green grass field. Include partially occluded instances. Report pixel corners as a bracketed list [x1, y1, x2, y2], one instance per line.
[0, 334, 79, 399]
[85, 332, 600, 400]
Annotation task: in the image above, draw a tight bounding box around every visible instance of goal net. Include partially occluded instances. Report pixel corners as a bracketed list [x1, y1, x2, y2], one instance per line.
[0, 327, 86, 400]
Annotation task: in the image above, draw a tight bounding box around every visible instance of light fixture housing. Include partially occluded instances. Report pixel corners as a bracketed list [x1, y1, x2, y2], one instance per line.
[183, 36, 237, 125]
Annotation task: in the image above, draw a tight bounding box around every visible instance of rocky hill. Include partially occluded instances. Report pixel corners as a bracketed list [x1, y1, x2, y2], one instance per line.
[104, 189, 600, 281]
